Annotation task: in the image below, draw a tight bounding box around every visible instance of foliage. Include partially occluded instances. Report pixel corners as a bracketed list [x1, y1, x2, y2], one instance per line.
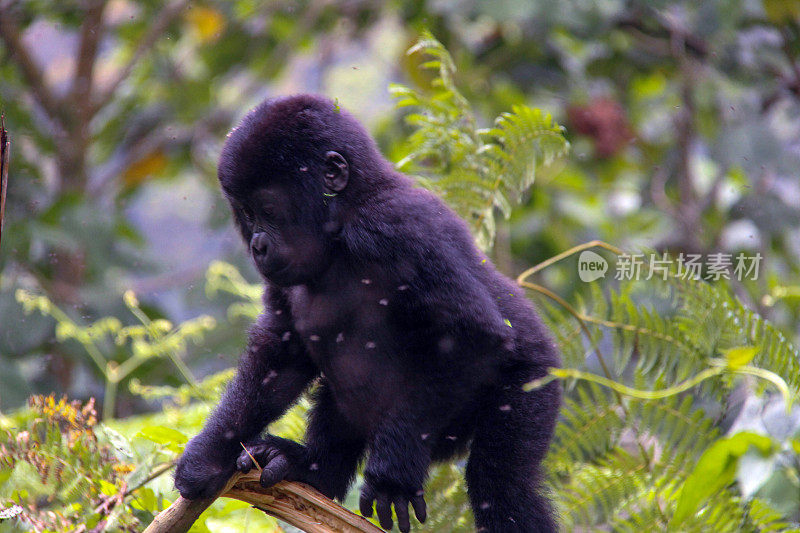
[417, 465, 473, 533]
[672, 431, 774, 527]
[14, 289, 215, 420]
[205, 260, 262, 322]
[0, 395, 139, 531]
[0, 269, 297, 532]
[390, 31, 569, 249]
[1, 13, 800, 532]
[386, 34, 800, 528]
[393, 0, 800, 336]
[522, 248, 800, 531]
[5, 254, 799, 531]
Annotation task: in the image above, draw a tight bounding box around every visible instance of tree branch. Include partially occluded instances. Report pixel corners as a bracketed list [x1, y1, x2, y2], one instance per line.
[143, 473, 383, 533]
[0, 4, 69, 126]
[71, 0, 107, 120]
[91, 0, 191, 114]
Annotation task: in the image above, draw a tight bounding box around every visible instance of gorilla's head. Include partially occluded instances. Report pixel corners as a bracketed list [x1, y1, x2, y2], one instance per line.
[217, 94, 387, 286]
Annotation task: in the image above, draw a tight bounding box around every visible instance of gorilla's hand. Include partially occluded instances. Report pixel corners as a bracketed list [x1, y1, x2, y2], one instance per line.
[359, 473, 427, 533]
[174, 436, 236, 500]
[236, 435, 307, 489]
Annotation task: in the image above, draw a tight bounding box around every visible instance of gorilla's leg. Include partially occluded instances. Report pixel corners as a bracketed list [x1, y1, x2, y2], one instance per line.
[465, 370, 560, 533]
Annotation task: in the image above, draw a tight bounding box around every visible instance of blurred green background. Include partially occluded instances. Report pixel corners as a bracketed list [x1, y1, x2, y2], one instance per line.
[1, 0, 800, 531]
[2, 0, 799, 415]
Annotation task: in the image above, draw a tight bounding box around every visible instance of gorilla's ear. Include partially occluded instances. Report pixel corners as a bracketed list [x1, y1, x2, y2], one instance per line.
[323, 151, 349, 192]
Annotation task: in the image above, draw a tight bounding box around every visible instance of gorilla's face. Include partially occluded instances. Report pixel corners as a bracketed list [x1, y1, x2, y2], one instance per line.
[218, 96, 355, 287]
[227, 184, 334, 287]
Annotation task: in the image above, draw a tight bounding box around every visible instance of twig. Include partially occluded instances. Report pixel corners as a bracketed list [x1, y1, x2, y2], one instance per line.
[124, 461, 176, 497]
[143, 473, 383, 533]
[0, 114, 9, 250]
[615, 10, 708, 58]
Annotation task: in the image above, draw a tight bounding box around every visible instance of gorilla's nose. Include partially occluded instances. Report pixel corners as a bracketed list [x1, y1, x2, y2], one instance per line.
[250, 232, 268, 257]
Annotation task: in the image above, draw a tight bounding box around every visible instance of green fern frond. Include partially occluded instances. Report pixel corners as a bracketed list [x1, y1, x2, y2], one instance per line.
[540, 271, 799, 398]
[529, 249, 799, 530]
[549, 383, 624, 468]
[631, 395, 718, 473]
[420, 464, 473, 533]
[609, 505, 666, 532]
[537, 298, 586, 368]
[555, 449, 648, 527]
[392, 31, 568, 249]
[746, 498, 800, 532]
[669, 277, 800, 391]
[608, 487, 751, 532]
[677, 492, 748, 533]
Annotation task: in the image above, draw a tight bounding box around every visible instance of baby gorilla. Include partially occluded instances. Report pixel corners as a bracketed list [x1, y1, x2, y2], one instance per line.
[174, 94, 561, 532]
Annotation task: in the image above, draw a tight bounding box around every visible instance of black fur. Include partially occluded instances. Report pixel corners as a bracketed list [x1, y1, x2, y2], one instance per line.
[174, 95, 561, 532]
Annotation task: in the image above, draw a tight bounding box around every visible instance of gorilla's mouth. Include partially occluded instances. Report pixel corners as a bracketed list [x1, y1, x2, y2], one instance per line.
[260, 261, 295, 285]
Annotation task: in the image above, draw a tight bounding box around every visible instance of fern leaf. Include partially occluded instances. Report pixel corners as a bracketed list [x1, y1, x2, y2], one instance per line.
[391, 31, 568, 249]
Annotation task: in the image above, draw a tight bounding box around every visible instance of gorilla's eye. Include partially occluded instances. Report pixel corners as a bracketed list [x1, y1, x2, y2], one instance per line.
[261, 206, 276, 221]
[240, 205, 255, 223]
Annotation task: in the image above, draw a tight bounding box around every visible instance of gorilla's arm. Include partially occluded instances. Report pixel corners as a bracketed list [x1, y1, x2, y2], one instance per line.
[175, 301, 318, 500]
[236, 383, 367, 501]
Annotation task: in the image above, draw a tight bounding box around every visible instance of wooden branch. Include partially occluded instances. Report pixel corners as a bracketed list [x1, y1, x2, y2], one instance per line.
[143, 472, 383, 533]
[142, 493, 216, 533]
[0, 114, 9, 250]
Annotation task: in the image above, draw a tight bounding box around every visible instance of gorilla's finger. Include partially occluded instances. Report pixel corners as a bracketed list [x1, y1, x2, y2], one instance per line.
[359, 486, 375, 518]
[259, 454, 290, 488]
[260, 445, 282, 464]
[236, 451, 255, 472]
[394, 496, 411, 533]
[375, 494, 393, 530]
[411, 492, 427, 523]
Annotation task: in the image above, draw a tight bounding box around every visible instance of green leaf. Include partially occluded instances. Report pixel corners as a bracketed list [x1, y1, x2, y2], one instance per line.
[0, 467, 12, 488]
[136, 425, 188, 453]
[99, 479, 117, 496]
[130, 487, 157, 512]
[791, 439, 800, 455]
[722, 346, 758, 369]
[100, 424, 135, 462]
[672, 432, 774, 526]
